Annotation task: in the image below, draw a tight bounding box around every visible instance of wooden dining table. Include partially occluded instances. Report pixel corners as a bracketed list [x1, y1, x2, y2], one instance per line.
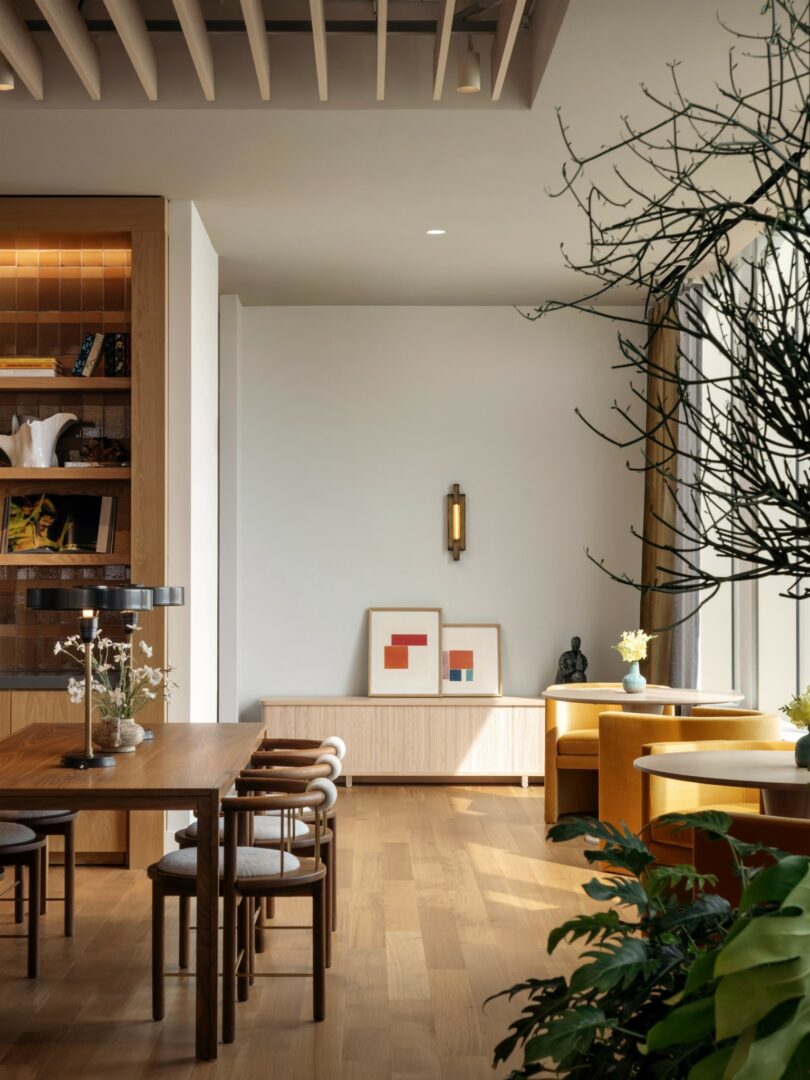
[0, 720, 265, 1061]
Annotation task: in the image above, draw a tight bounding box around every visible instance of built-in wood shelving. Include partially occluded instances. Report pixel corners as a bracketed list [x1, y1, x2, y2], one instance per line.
[0, 467, 131, 481]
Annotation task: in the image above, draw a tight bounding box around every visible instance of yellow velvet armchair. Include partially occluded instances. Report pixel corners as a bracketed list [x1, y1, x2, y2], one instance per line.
[640, 738, 792, 865]
[544, 682, 674, 825]
[597, 709, 780, 836]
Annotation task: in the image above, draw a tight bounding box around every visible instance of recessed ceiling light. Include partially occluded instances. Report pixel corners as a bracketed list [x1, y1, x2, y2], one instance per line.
[426, 229, 446, 235]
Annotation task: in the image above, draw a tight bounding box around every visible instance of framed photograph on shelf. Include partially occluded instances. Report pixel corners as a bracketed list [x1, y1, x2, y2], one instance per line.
[368, 608, 442, 697]
[1, 493, 116, 554]
[441, 624, 502, 696]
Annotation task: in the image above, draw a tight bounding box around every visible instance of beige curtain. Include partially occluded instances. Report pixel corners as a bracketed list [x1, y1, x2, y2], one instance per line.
[639, 301, 679, 685]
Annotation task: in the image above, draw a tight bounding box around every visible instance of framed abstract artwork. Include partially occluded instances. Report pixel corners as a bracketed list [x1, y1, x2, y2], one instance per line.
[368, 608, 442, 697]
[441, 624, 502, 696]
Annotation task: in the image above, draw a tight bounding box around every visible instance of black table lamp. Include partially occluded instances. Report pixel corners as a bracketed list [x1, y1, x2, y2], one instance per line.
[27, 585, 174, 769]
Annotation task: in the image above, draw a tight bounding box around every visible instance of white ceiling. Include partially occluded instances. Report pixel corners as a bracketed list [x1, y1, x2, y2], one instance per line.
[0, 0, 761, 304]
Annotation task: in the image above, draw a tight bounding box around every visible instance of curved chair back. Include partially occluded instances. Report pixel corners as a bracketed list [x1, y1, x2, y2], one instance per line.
[598, 710, 780, 834]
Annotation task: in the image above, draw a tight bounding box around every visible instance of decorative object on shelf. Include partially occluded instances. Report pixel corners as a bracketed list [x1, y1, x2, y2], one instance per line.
[441, 623, 501, 696]
[71, 437, 129, 468]
[613, 629, 656, 694]
[1, 494, 116, 554]
[0, 412, 77, 467]
[27, 585, 160, 768]
[122, 584, 184, 740]
[447, 483, 466, 561]
[781, 686, 810, 768]
[555, 636, 588, 683]
[368, 607, 442, 696]
[103, 333, 131, 377]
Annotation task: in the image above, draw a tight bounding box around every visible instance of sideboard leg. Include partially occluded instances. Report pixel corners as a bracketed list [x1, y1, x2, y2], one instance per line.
[345, 776, 353, 789]
[521, 775, 529, 789]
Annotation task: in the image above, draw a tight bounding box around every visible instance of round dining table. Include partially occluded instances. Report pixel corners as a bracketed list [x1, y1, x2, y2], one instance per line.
[634, 749, 808, 818]
[543, 685, 744, 714]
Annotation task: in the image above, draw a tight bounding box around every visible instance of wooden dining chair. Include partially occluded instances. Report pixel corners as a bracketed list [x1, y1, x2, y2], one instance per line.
[0, 810, 78, 937]
[147, 779, 335, 1042]
[243, 752, 342, 933]
[175, 768, 336, 967]
[0, 822, 45, 978]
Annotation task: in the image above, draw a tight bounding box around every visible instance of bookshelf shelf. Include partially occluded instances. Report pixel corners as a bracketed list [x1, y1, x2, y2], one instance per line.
[0, 467, 131, 480]
[0, 553, 129, 567]
[0, 311, 131, 325]
[0, 377, 131, 391]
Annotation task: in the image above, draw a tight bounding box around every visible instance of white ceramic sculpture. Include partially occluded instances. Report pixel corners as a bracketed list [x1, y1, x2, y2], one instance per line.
[0, 413, 78, 468]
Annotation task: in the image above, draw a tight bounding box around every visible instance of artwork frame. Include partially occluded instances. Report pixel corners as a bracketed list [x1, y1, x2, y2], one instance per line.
[441, 624, 502, 697]
[367, 608, 442, 697]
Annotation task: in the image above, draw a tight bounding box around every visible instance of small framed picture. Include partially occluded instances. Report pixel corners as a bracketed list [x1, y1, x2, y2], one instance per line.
[441, 624, 502, 697]
[368, 608, 442, 697]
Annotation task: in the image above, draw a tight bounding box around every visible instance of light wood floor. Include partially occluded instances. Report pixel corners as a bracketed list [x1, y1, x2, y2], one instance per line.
[0, 785, 594, 1080]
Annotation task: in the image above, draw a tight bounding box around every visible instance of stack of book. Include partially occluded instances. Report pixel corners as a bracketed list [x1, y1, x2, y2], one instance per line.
[0, 356, 62, 378]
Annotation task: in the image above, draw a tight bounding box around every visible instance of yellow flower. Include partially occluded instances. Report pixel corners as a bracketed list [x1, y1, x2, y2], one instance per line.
[612, 629, 657, 664]
[781, 686, 810, 731]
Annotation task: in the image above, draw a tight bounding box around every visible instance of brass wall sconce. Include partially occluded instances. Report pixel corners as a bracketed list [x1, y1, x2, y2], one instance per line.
[447, 483, 466, 561]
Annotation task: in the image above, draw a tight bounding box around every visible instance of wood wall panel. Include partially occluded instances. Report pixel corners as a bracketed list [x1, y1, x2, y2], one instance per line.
[262, 697, 545, 781]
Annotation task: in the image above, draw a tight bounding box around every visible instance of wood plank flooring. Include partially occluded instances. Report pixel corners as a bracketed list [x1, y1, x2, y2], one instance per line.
[0, 785, 595, 1080]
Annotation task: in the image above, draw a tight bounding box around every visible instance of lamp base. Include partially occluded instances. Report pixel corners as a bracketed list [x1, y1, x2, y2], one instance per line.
[60, 750, 116, 770]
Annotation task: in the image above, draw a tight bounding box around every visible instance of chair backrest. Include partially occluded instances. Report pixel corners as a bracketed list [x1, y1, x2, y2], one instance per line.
[693, 811, 810, 905]
[641, 739, 792, 820]
[247, 751, 342, 781]
[259, 735, 347, 760]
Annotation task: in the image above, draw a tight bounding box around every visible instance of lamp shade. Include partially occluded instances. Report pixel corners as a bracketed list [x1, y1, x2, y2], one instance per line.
[143, 585, 185, 607]
[0, 54, 14, 92]
[27, 585, 155, 612]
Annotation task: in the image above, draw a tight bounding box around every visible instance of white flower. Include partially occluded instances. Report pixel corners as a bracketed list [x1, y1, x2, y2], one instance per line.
[67, 677, 85, 704]
[139, 641, 153, 658]
[53, 641, 62, 655]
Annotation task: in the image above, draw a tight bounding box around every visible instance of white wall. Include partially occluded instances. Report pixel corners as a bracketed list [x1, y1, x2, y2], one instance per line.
[220, 304, 645, 722]
[167, 201, 219, 724]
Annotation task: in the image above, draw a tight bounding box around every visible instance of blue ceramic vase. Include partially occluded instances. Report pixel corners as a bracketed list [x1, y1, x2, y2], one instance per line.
[795, 732, 810, 769]
[622, 660, 646, 694]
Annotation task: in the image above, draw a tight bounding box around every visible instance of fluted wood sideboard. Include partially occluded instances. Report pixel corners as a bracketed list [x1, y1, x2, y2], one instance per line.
[261, 696, 545, 785]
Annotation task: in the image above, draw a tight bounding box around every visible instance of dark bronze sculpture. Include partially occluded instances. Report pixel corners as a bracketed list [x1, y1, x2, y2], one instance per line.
[556, 637, 588, 683]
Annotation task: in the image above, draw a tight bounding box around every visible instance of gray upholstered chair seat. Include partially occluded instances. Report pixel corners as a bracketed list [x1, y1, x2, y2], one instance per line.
[156, 846, 300, 878]
[0, 822, 37, 846]
[0, 810, 73, 820]
[185, 815, 309, 841]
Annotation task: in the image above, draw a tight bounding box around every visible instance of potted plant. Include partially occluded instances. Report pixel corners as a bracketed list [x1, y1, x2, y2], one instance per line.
[781, 686, 810, 768]
[612, 630, 656, 693]
[489, 813, 810, 1078]
[55, 632, 172, 752]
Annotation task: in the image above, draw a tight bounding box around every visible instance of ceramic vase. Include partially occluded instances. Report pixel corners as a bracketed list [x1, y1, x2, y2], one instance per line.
[622, 660, 646, 694]
[94, 717, 145, 754]
[795, 732, 810, 769]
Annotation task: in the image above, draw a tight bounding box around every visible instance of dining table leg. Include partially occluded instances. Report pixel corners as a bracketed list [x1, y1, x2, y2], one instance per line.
[195, 792, 220, 1060]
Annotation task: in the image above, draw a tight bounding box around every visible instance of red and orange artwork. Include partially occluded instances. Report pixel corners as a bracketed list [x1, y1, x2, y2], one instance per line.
[383, 633, 428, 669]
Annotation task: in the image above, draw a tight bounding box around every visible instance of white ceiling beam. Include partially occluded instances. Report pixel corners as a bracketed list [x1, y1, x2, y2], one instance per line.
[34, 0, 100, 100]
[309, 0, 327, 101]
[432, 0, 454, 101]
[376, 0, 387, 102]
[529, 0, 569, 105]
[103, 0, 158, 101]
[0, 0, 43, 100]
[240, 0, 270, 101]
[173, 0, 215, 101]
[491, 0, 529, 102]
